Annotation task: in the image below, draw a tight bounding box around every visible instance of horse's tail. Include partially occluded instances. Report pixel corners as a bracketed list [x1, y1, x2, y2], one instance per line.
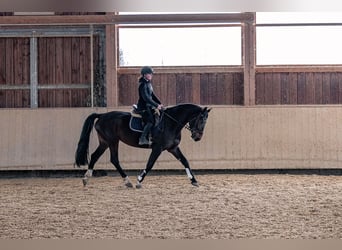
[75, 113, 101, 167]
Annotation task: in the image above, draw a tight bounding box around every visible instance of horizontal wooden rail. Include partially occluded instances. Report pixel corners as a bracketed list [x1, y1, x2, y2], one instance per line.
[118, 66, 244, 74]
[0, 13, 254, 26]
[0, 84, 90, 90]
[256, 65, 342, 73]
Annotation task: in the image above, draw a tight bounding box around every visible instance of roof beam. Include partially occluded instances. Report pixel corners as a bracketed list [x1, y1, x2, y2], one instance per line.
[0, 13, 253, 26]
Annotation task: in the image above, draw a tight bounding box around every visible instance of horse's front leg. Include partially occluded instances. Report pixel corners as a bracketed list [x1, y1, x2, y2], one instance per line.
[136, 147, 162, 188]
[168, 146, 198, 187]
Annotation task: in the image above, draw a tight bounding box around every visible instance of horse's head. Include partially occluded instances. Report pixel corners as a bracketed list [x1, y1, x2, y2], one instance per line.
[188, 107, 211, 141]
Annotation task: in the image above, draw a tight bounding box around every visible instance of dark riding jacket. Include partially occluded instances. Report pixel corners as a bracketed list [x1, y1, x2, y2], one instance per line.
[137, 77, 161, 111]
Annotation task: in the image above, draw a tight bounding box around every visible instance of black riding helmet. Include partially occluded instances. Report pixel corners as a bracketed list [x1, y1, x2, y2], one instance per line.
[141, 66, 154, 75]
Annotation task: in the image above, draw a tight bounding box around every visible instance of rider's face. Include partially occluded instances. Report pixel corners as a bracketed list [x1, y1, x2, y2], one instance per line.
[144, 73, 153, 81]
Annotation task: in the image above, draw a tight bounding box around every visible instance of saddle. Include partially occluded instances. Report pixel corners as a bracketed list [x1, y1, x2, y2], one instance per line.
[129, 104, 163, 133]
[129, 105, 144, 132]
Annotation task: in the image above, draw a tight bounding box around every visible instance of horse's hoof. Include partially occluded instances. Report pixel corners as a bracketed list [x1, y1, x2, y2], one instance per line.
[125, 182, 133, 188]
[136, 182, 142, 189]
[82, 178, 88, 187]
[123, 177, 133, 188]
[191, 182, 199, 187]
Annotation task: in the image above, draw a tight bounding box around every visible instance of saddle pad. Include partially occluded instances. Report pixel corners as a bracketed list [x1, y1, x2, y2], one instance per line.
[129, 116, 144, 132]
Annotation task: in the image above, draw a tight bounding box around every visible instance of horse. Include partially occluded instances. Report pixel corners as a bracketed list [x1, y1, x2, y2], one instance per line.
[74, 103, 211, 188]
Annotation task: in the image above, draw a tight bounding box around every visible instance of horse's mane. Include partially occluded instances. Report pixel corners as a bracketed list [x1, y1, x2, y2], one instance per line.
[165, 103, 202, 113]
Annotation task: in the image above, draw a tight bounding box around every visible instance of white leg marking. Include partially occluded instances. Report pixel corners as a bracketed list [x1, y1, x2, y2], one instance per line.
[85, 169, 93, 178]
[185, 168, 193, 179]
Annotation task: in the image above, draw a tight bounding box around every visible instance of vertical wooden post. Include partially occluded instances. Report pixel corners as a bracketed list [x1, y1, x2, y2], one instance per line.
[242, 13, 256, 106]
[30, 35, 38, 108]
[90, 25, 94, 107]
[105, 13, 118, 107]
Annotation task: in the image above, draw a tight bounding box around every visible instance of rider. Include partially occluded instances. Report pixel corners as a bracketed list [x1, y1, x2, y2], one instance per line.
[136, 66, 163, 145]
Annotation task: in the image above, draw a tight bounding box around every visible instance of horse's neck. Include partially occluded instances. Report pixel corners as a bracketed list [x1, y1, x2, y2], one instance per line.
[167, 105, 199, 125]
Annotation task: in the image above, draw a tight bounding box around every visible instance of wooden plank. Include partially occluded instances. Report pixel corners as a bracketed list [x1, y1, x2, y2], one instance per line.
[216, 73, 227, 105]
[272, 73, 281, 104]
[22, 38, 30, 86]
[314, 73, 323, 104]
[79, 37, 90, 84]
[71, 37, 80, 84]
[47, 37, 56, 85]
[71, 89, 80, 107]
[5, 38, 14, 85]
[152, 74, 162, 102]
[305, 72, 314, 104]
[118, 73, 137, 106]
[0, 39, 6, 84]
[338, 73, 342, 104]
[22, 90, 30, 107]
[38, 90, 45, 107]
[63, 38, 72, 84]
[55, 37, 64, 84]
[264, 73, 273, 104]
[166, 73, 176, 105]
[322, 73, 331, 104]
[176, 73, 185, 104]
[55, 89, 64, 107]
[160, 73, 168, 105]
[184, 73, 193, 103]
[37, 37, 47, 84]
[0, 91, 4, 107]
[297, 72, 306, 105]
[6, 90, 14, 107]
[191, 73, 201, 104]
[255, 73, 265, 105]
[63, 89, 71, 107]
[280, 73, 289, 104]
[130, 74, 139, 105]
[224, 73, 234, 105]
[200, 73, 209, 105]
[330, 72, 339, 104]
[13, 38, 23, 84]
[288, 73, 298, 104]
[208, 73, 218, 104]
[233, 73, 244, 105]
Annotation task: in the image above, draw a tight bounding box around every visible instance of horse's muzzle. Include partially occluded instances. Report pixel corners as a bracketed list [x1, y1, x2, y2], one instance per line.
[191, 131, 203, 141]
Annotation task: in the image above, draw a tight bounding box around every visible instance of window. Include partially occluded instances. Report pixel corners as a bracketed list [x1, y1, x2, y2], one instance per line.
[118, 26, 241, 66]
[256, 12, 342, 65]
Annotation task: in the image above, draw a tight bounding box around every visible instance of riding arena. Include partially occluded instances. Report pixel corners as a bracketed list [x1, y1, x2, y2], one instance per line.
[0, 12, 341, 239]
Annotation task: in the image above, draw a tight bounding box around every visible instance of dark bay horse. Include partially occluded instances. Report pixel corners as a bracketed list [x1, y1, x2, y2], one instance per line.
[75, 103, 211, 188]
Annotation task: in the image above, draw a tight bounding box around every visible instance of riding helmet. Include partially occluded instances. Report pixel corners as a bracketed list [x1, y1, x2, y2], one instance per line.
[141, 66, 154, 75]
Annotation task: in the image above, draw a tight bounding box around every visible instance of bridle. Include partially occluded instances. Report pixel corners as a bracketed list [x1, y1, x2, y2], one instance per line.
[162, 110, 201, 134]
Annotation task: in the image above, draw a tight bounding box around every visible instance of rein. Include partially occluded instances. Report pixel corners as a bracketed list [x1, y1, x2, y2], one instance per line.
[162, 111, 194, 132]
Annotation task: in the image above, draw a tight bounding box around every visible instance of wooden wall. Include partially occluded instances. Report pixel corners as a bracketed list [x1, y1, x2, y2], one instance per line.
[256, 71, 342, 105]
[37, 37, 93, 107]
[118, 72, 244, 106]
[0, 38, 30, 108]
[0, 35, 104, 108]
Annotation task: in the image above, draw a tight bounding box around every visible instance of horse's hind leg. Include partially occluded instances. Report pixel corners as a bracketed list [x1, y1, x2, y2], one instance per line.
[83, 142, 108, 187]
[109, 142, 133, 188]
[168, 146, 198, 187]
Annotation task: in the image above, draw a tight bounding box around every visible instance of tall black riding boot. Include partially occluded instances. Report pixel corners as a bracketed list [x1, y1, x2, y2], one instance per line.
[139, 123, 152, 145]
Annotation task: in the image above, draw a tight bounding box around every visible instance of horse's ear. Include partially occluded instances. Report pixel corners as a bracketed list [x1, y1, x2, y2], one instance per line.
[206, 107, 212, 113]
